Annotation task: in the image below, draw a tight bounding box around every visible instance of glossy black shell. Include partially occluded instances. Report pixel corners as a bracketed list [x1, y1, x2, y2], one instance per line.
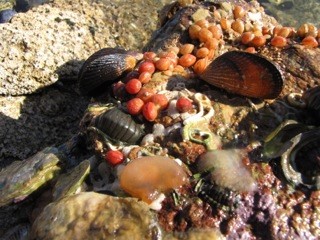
[78, 48, 137, 96]
[93, 107, 144, 145]
[303, 86, 320, 123]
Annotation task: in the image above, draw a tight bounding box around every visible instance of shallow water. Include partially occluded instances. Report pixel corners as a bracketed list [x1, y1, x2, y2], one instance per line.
[259, 0, 320, 28]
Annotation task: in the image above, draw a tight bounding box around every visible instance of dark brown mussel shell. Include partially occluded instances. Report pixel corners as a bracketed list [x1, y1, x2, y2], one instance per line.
[199, 51, 284, 99]
[78, 48, 140, 96]
[302, 86, 320, 122]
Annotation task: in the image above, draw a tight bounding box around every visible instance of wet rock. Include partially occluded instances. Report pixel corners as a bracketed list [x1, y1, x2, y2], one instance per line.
[30, 192, 160, 239]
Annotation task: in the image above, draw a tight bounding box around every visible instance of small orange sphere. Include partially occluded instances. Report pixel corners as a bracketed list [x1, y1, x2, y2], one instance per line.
[193, 57, 208, 75]
[139, 71, 152, 84]
[249, 35, 266, 48]
[138, 61, 155, 74]
[204, 38, 219, 50]
[233, 5, 245, 19]
[278, 27, 293, 38]
[207, 49, 215, 60]
[220, 18, 231, 31]
[262, 26, 271, 35]
[126, 98, 145, 115]
[297, 23, 318, 38]
[176, 97, 193, 113]
[195, 19, 209, 28]
[241, 32, 254, 45]
[270, 36, 287, 48]
[272, 26, 282, 36]
[151, 94, 169, 110]
[196, 47, 210, 58]
[143, 52, 156, 61]
[208, 25, 223, 39]
[179, 43, 195, 55]
[136, 88, 156, 103]
[125, 79, 142, 95]
[231, 19, 245, 34]
[173, 65, 185, 73]
[301, 36, 319, 48]
[244, 47, 256, 53]
[142, 102, 158, 122]
[189, 24, 201, 39]
[155, 57, 172, 71]
[198, 28, 213, 43]
[178, 54, 197, 67]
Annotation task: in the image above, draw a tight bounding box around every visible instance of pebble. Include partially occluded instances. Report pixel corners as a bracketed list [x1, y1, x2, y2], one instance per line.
[0, 9, 17, 23]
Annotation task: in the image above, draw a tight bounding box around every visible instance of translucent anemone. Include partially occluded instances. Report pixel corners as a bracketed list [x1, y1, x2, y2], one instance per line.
[197, 149, 257, 193]
[119, 156, 189, 204]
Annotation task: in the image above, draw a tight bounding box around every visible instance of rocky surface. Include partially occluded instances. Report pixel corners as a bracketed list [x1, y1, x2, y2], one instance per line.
[0, 0, 172, 166]
[0, 0, 172, 96]
[30, 192, 160, 239]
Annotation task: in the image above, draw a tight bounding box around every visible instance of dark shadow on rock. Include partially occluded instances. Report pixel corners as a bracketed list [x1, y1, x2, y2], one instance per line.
[15, 0, 51, 12]
[0, 62, 89, 169]
[54, 59, 86, 85]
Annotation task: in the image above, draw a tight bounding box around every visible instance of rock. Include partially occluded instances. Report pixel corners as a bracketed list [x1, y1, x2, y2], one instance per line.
[0, 0, 15, 11]
[0, 0, 117, 95]
[0, 0, 172, 165]
[0, 85, 89, 166]
[30, 192, 160, 239]
[0, 0, 171, 95]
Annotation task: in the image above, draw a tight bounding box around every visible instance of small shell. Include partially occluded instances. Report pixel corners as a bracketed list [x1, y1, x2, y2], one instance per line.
[199, 51, 283, 99]
[281, 129, 320, 190]
[263, 120, 313, 159]
[78, 48, 139, 96]
[302, 86, 320, 122]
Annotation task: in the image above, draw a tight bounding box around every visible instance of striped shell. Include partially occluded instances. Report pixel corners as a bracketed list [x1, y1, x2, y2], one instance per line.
[78, 48, 139, 96]
[302, 86, 320, 122]
[199, 51, 284, 99]
[92, 107, 144, 145]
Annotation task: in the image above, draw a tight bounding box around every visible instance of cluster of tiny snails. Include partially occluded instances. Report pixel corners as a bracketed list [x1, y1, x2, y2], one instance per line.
[111, 4, 319, 124]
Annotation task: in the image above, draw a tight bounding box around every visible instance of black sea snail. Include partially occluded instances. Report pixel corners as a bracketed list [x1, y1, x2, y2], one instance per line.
[78, 48, 141, 96]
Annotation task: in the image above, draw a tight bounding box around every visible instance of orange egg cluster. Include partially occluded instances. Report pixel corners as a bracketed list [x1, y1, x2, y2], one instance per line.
[188, 5, 319, 51]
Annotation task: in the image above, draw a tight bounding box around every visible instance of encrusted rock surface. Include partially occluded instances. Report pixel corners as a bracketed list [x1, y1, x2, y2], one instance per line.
[30, 192, 160, 239]
[0, 0, 171, 166]
[0, 0, 115, 95]
[0, 0, 171, 95]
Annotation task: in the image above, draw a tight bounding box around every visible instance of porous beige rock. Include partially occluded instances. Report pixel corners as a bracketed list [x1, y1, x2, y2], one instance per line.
[0, 0, 172, 95]
[31, 192, 160, 239]
[0, 0, 116, 95]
